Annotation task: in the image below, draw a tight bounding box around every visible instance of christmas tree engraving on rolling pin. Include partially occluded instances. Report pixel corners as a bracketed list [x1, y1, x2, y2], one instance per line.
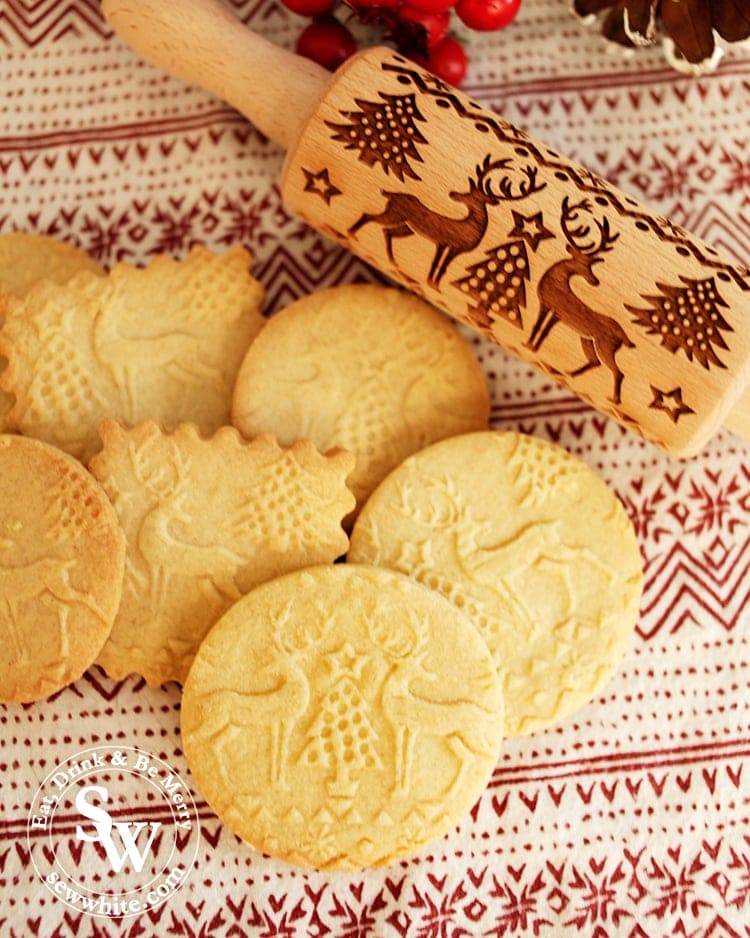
[327, 91, 429, 182]
[101, 0, 750, 458]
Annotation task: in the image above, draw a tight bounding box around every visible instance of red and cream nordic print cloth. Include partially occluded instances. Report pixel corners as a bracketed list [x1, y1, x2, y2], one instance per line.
[1, 1, 749, 936]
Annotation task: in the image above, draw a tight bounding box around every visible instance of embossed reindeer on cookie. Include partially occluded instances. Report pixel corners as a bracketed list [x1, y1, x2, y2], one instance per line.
[374, 615, 499, 800]
[0, 539, 106, 664]
[349, 155, 543, 287]
[197, 606, 321, 790]
[131, 440, 245, 611]
[526, 197, 635, 405]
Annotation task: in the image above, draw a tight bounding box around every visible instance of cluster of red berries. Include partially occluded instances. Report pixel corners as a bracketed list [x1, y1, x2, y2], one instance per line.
[284, 0, 522, 87]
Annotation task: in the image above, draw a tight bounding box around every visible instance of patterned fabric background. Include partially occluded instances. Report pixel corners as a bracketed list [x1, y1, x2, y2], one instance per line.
[0, 1, 748, 935]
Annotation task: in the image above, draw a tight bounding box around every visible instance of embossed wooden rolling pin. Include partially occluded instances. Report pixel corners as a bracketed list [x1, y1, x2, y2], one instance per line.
[102, 0, 750, 457]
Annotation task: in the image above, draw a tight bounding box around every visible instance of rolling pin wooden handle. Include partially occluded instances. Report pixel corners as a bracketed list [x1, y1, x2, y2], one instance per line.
[102, 0, 750, 456]
[101, 0, 328, 150]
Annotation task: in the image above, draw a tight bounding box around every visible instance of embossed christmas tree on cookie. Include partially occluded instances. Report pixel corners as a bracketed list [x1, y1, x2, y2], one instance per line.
[301, 642, 382, 800]
[181, 565, 505, 871]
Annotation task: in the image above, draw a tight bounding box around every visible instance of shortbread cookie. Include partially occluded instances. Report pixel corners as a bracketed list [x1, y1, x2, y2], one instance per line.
[348, 431, 643, 736]
[0, 232, 105, 302]
[231, 284, 489, 514]
[0, 233, 104, 430]
[0, 434, 125, 703]
[181, 564, 504, 871]
[0, 245, 265, 460]
[0, 387, 12, 433]
[89, 420, 355, 686]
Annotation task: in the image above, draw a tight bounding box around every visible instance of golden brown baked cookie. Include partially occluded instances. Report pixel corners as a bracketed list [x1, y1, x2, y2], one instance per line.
[0, 233, 105, 431]
[0, 385, 12, 434]
[89, 420, 355, 686]
[0, 232, 105, 302]
[348, 431, 643, 736]
[0, 434, 125, 703]
[231, 284, 489, 515]
[181, 564, 504, 870]
[0, 245, 265, 460]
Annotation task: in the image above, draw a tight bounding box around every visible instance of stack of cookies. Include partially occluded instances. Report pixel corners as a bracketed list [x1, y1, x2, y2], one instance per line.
[0, 233, 643, 871]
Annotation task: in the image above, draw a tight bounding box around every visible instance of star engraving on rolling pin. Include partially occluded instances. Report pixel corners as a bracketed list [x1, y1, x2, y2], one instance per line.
[302, 167, 341, 205]
[508, 209, 556, 252]
[649, 387, 696, 424]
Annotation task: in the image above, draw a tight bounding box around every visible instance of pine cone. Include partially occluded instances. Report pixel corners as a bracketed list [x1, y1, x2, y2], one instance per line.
[572, 0, 750, 73]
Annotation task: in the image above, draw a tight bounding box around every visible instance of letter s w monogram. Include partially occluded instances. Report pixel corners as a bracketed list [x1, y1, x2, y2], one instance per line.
[75, 785, 161, 874]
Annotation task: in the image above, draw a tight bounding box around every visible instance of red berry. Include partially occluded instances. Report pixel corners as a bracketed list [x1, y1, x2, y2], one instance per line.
[348, 0, 402, 9]
[455, 0, 521, 31]
[281, 0, 335, 16]
[401, 0, 455, 13]
[295, 15, 358, 70]
[425, 35, 467, 85]
[398, 5, 451, 47]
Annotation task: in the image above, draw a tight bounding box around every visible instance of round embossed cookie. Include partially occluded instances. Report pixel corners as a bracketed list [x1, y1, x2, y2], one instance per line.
[181, 564, 504, 871]
[348, 431, 643, 737]
[230, 284, 489, 516]
[0, 434, 126, 703]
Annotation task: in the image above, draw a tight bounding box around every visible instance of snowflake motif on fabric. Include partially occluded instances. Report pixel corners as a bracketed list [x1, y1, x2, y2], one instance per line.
[80, 208, 132, 263]
[216, 190, 275, 246]
[629, 276, 733, 369]
[326, 92, 428, 182]
[151, 200, 203, 254]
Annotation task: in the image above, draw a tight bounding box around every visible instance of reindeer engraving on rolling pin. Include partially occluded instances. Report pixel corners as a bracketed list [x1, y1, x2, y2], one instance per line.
[348, 155, 544, 287]
[526, 197, 635, 405]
